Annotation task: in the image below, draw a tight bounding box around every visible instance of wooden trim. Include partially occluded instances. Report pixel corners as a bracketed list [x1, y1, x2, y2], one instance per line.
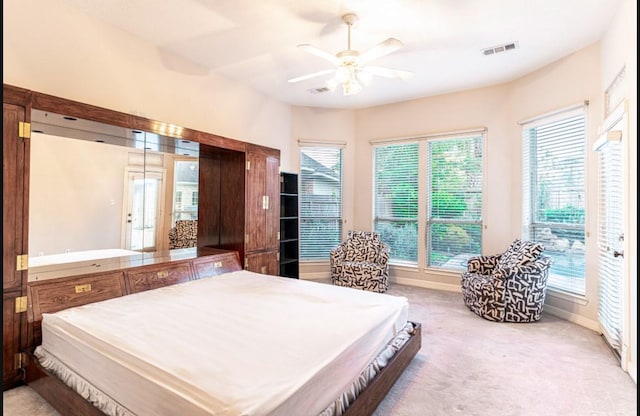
[31, 91, 132, 129]
[2, 84, 32, 107]
[344, 322, 422, 416]
[246, 142, 281, 159]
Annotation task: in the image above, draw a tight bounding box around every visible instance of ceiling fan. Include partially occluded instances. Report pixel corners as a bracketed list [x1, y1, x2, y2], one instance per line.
[288, 13, 413, 96]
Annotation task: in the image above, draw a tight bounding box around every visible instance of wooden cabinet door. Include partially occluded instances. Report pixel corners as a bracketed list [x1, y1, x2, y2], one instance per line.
[3, 102, 27, 390]
[264, 155, 280, 251]
[245, 151, 267, 253]
[3, 293, 23, 390]
[3, 103, 27, 291]
[245, 250, 279, 275]
[245, 148, 280, 254]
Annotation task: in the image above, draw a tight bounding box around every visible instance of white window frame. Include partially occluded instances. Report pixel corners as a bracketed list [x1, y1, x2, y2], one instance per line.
[371, 128, 486, 271]
[298, 141, 345, 261]
[520, 103, 587, 295]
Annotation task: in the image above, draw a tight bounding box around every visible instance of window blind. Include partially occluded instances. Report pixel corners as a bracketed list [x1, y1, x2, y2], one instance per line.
[596, 133, 623, 353]
[522, 108, 586, 294]
[373, 143, 419, 264]
[299, 147, 343, 260]
[427, 136, 483, 268]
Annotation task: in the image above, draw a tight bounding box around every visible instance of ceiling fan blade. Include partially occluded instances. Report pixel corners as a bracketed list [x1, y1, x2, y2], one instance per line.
[288, 68, 336, 83]
[359, 38, 404, 65]
[362, 66, 414, 80]
[297, 44, 341, 66]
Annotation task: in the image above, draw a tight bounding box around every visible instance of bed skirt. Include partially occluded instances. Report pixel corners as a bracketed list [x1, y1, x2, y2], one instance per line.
[34, 321, 417, 416]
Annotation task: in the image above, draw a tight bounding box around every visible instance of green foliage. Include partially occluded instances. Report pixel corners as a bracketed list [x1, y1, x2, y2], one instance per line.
[376, 221, 418, 262]
[431, 223, 470, 248]
[431, 191, 467, 218]
[541, 206, 584, 224]
[375, 144, 419, 219]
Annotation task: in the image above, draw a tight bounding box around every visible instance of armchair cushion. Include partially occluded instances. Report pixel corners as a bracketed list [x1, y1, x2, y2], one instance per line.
[496, 239, 544, 270]
[342, 230, 383, 262]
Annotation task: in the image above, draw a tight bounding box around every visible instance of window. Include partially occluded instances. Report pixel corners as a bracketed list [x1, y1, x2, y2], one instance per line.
[373, 131, 484, 269]
[427, 137, 483, 268]
[521, 105, 586, 295]
[374, 143, 419, 264]
[172, 159, 199, 224]
[299, 147, 343, 260]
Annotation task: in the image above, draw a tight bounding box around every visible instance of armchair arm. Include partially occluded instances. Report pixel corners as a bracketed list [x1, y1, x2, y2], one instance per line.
[376, 244, 390, 267]
[330, 244, 346, 264]
[467, 254, 501, 274]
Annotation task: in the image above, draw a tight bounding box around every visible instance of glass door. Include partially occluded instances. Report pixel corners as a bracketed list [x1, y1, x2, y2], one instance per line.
[124, 169, 165, 251]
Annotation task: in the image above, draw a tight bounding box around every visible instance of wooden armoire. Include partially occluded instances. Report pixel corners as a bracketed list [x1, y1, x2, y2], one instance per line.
[2, 84, 281, 390]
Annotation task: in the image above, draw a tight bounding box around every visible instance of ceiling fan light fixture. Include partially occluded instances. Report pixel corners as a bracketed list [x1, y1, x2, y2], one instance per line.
[357, 70, 374, 86]
[342, 79, 362, 96]
[289, 12, 412, 97]
[325, 78, 338, 91]
[335, 66, 352, 83]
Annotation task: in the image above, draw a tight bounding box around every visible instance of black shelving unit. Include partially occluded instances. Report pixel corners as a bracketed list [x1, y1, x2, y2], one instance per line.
[279, 172, 299, 278]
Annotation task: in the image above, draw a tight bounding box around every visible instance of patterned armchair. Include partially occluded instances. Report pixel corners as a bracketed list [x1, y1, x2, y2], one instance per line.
[330, 230, 390, 293]
[168, 219, 198, 249]
[460, 239, 552, 323]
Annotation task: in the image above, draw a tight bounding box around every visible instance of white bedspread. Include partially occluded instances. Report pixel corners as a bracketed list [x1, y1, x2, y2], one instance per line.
[37, 270, 409, 416]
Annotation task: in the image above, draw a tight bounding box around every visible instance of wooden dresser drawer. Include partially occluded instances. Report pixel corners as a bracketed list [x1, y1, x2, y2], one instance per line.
[191, 252, 241, 279]
[28, 271, 126, 322]
[125, 261, 194, 294]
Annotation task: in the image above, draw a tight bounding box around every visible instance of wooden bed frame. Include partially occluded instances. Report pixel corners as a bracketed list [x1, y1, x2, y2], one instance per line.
[23, 250, 422, 416]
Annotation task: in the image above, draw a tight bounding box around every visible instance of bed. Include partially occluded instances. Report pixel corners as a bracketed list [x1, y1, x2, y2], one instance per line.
[25, 259, 421, 416]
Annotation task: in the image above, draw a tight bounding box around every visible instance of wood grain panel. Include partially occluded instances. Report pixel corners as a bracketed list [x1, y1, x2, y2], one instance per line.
[3, 291, 23, 390]
[32, 92, 132, 130]
[191, 252, 242, 279]
[219, 149, 246, 258]
[245, 151, 267, 253]
[265, 155, 280, 251]
[245, 250, 279, 275]
[125, 261, 193, 294]
[28, 272, 127, 323]
[198, 146, 222, 248]
[3, 103, 26, 291]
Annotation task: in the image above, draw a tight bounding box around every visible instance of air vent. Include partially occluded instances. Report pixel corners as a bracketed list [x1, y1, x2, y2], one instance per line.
[307, 87, 331, 94]
[482, 42, 518, 56]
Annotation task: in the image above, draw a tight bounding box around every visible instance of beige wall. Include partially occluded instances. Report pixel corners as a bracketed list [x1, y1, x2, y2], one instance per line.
[3, 0, 293, 170]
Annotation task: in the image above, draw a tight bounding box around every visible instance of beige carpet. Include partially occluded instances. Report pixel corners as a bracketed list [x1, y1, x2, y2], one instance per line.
[3, 283, 637, 416]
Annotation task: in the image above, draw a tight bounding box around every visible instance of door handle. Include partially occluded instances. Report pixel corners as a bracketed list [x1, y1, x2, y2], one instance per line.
[613, 250, 624, 258]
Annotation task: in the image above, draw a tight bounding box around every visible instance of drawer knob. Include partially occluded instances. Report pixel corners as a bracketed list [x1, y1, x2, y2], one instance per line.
[157, 271, 169, 278]
[213, 261, 222, 268]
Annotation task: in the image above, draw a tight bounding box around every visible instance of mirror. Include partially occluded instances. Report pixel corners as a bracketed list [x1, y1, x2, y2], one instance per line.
[28, 110, 199, 279]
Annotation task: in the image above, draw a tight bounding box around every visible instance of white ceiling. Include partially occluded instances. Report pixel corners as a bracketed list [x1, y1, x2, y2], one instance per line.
[63, 0, 622, 110]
